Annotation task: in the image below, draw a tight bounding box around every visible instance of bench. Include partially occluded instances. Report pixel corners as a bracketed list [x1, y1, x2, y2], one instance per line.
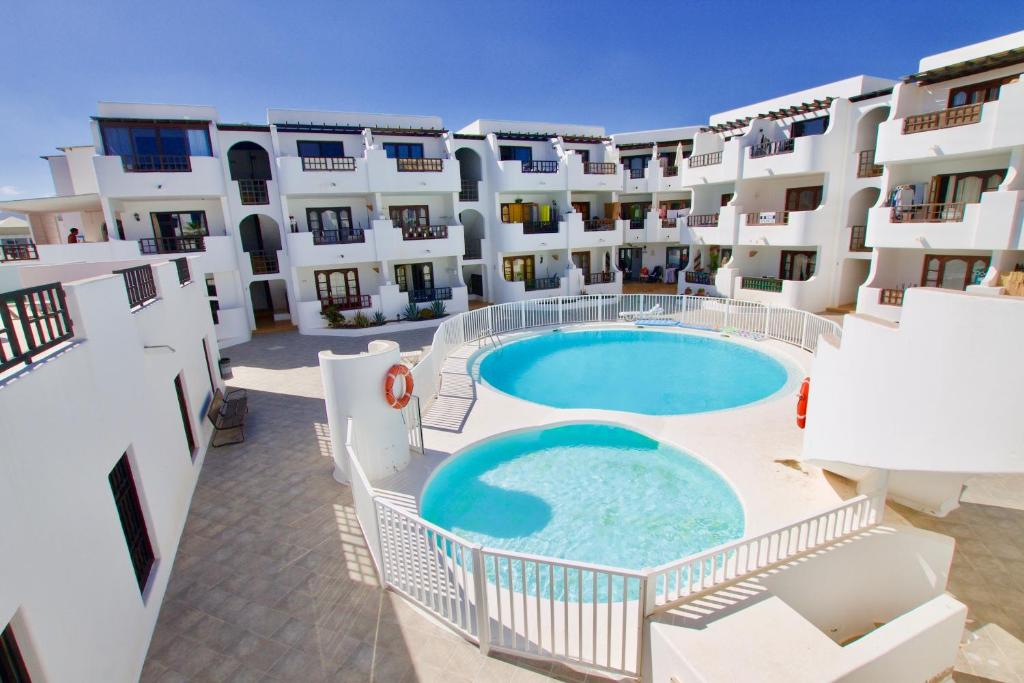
[206, 388, 248, 446]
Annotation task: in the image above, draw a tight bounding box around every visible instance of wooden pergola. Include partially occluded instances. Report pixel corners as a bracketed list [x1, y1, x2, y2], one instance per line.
[700, 97, 835, 134]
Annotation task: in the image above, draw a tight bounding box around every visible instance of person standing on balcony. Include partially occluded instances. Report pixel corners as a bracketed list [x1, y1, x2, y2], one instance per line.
[66, 227, 80, 244]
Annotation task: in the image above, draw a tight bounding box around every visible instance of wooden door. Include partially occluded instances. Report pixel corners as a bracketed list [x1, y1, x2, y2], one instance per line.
[572, 251, 591, 276]
[572, 202, 591, 220]
[921, 255, 990, 290]
[389, 205, 429, 227]
[784, 186, 823, 211]
[503, 255, 535, 282]
[315, 268, 359, 300]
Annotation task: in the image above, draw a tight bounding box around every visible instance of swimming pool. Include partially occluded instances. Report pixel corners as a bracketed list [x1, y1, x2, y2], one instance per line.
[420, 423, 744, 570]
[478, 328, 790, 415]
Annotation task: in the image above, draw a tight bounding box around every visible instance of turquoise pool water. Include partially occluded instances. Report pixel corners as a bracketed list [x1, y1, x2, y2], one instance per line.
[478, 329, 789, 415]
[420, 424, 744, 571]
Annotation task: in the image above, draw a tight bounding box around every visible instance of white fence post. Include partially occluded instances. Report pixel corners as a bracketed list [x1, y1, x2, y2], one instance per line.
[472, 545, 490, 654]
[764, 305, 772, 338]
[521, 300, 526, 328]
[723, 300, 730, 330]
[558, 296, 563, 324]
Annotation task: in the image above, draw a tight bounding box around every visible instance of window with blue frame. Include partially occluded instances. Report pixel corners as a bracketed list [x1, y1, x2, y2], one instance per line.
[499, 145, 533, 162]
[100, 122, 212, 168]
[382, 142, 424, 159]
[790, 116, 830, 138]
[298, 140, 345, 157]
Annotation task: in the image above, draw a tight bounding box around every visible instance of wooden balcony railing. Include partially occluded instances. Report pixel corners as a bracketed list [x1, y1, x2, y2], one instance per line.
[749, 139, 795, 159]
[1, 242, 39, 261]
[684, 271, 712, 285]
[521, 160, 558, 174]
[249, 250, 279, 275]
[396, 157, 444, 172]
[237, 179, 269, 205]
[523, 220, 560, 234]
[660, 218, 678, 229]
[879, 288, 906, 306]
[172, 257, 192, 285]
[687, 213, 719, 227]
[113, 264, 157, 309]
[583, 218, 615, 232]
[849, 225, 869, 252]
[628, 167, 645, 179]
[312, 228, 365, 245]
[662, 165, 679, 177]
[745, 210, 789, 226]
[459, 179, 479, 201]
[525, 277, 560, 291]
[902, 103, 982, 135]
[120, 154, 191, 172]
[889, 202, 965, 223]
[628, 218, 645, 229]
[399, 224, 449, 240]
[320, 294, 371, 311]
[410, 287, 452, 303]
[584, 162, 617, 175]
[741, 276, 784, 293]
[138, 236, 206, 254]
[0, 282, 74, 373]
[301, 156, 356, 171]
[688, 151, 722, 168]
[585, 272, 615, 285]
[857, 149, 883, 178]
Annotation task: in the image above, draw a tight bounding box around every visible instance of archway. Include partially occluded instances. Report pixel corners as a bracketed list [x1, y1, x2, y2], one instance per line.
[455, 147, 481, 201]
[458, 208, 485, 259]
[239, 213, 281, 275]
[228, 141, 272, 180]
[854, 106, 890, 159]
[248, 279, 291, 331]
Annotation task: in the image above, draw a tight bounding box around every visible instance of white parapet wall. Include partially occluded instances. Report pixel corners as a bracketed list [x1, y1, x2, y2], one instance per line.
[803, 287, 1024, 515]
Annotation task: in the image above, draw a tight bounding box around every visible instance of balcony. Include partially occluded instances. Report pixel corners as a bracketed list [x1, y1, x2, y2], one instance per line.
[585, 271, 616, 285]
[113, 264, 158, 310]
[889, 203, 965, 223]
[313, 228, 365, 245]
[876, 80, 1024, 162]
[495, 157, 566, 192]
[277, 155, 369, 195]
[744, 210, 790, 226]
[138, 236, 205, 254]
[584, 218, 615, 231]
[409, 287, 452, 303]
[522, 160, 558, 174]
[567, 156, 623, 191]
[748, 139, 795, 159]
[856, 150, 883, 178]
[523, 220, 560, 235]
[647, 214, 682, 243]
[287, 229, 378, 268]
[493, 218, 566, 253]
[680, 141, 742, 185]
[375, 219, 464, 260]
[567, 214, 621, 249]
[399, 224, 449, 241]
[688, 151, 722, 168]
[249, 250, 279, 275]
[742, 134, 832, 179]
[320, 294, 373, 312]
[366, 148, 460, 192]
[687, 213, 719, 227]
[525, 277, 561, 291]
[93, 154, 225, 198]
[865, 190, 1023, 250]
[237, 179, 269, 205]
[584, 162, 617, 175]
[1, 242, 39, 261]
[738, 208, 828, 246]
[741, 276, 784, 293]
[396, 158, 444, 172]
[0, 282, 73, 373]
[685, 271, 713, 286]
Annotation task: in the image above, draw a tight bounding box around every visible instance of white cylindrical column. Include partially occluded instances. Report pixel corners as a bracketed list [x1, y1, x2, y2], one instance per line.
[320, 340, 411, 484]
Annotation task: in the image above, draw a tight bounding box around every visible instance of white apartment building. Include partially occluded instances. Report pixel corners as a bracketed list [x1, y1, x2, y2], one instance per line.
[0, 258, 222, 681]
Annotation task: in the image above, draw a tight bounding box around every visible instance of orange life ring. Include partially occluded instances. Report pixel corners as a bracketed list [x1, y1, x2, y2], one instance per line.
[796, 376, 810, 429]
[385, 364, 414, 409]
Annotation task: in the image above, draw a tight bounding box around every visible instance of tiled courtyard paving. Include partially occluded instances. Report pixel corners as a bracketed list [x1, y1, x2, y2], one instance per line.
[142, 328, 1024, 682]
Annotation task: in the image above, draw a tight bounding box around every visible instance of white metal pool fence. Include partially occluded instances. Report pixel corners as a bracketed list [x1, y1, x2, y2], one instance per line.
[346, 297, 862, 678]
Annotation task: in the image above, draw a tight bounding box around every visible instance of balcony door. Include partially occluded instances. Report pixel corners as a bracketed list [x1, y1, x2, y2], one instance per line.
[921, 254, 990, 290]
[929, 170, 1005, 206]
[151, 211, 208, 238]
[572, 202, 591, 220]
[784, 186, 823, 212]
[501, 202, 537, 224]
[780, 250, 816, 281]
[500, 146, 532, 162]
[389, 205, 429, 228]
[618, 247, 643, 280]
[503, 255, 535, 282]
[395, 263, 433, 293]
[315, 268, 360, 301]
[308, 207, 353, 235]
[383, 142, 424, 159]
[572, 251, 591, 276]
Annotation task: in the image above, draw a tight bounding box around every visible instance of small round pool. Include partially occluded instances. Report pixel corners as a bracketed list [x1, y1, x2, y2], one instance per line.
[420, 424, 744, 570]
[478, 328, 789, 415]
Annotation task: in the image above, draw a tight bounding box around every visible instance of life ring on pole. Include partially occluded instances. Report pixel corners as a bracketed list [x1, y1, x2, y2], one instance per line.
[796, 377, 810, 429]
[384, 364, 414, 409]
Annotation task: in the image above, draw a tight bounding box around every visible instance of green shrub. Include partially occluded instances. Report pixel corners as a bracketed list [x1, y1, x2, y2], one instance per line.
[402, 302, 420, 321]
[372, 310, 387, 326]
[322, 306, 345, 328]
[430, 299, 447, 317]
[354, 311, 371, 328]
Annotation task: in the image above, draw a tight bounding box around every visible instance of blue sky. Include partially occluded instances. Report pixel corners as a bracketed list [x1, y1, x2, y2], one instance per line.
[2, 0, 1022, 199]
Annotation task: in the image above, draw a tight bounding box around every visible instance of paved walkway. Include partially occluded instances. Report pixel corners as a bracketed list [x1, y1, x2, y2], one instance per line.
[142, 329, 597, 683]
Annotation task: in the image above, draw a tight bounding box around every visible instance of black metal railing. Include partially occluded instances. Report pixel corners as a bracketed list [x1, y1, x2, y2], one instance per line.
[523, 220, 560, 234]
[172, 257, 191, 285]
[585, 272, 615, 285]
[1, 242, 39, 261]
[688, 151, 722, 168]
[583, 218, 615, 231]
[237, 179, 269, 205]
[138, 236, 206, 254]
[320, 294, 371, 311]
[749, 139, 795, 159]
[849, 225, 869, 252]
[0, 282, 74, 372]
[312, 228, 365, 245]
[249, 250, 279, 275]
[525, 277, 560, 291]
[741, 276, 783, 293]
[584, 162, 617, 175]
[114, 264, 158, 309]
[685, 271, 712, 285]
[120, 154, 191, 172]
[410, 287, 452, 303]
[629, 218, 645, 229]
[628, 167, 645, 179]
[459, 179, 479, 201]
[464, 240, 482, 259]
[396, 158, 444, 172]
[687, 213, 719, 227]
[521, 160, 559, 173]
[301, 156, 356, 171]
[856, 149, 882, 178]
[399, 224, 449, 240]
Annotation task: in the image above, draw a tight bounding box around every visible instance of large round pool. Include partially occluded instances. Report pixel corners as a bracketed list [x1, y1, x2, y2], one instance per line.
[478, 328, 789, 415]
[420, 424, 744, 570]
